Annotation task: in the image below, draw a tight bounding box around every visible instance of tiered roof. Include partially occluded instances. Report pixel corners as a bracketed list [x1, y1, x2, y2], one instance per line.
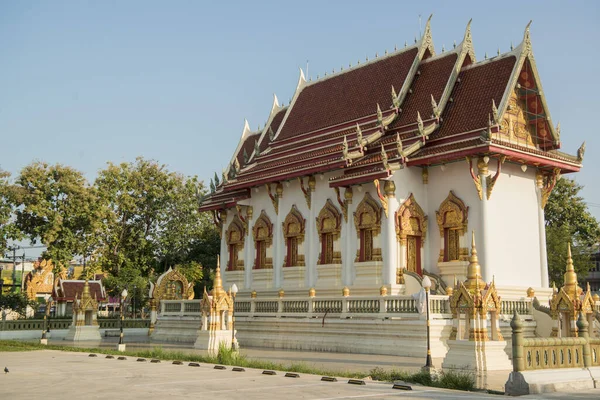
[200, 18, 582, 212]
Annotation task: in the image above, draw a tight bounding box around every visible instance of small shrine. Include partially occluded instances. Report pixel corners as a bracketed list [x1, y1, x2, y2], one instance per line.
[64, 280, 101, 342]
[148, 266, 196, 332]
[194, 257, 236, 354]
[53, 279, 106, 316]
[442, 232, 511, 371]
[549, 244, 596, 337]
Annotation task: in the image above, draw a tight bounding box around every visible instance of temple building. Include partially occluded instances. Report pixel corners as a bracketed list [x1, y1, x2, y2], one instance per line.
[199, 18, 584, 297]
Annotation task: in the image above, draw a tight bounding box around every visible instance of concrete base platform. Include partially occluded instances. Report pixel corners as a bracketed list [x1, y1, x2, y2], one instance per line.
[505, 367, 600, 395]
[151, 317, 198, 343]
[442, 340, 512, 371]
[64, 325, 101, 342]
[193, 329, 234, 355]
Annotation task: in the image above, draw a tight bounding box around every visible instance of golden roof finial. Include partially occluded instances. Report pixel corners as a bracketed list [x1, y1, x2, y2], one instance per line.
[82, 279, 91, 300]
[563, 243, 579, 298]
[464, 231, 485, 290]
[213, 255, 225, 298]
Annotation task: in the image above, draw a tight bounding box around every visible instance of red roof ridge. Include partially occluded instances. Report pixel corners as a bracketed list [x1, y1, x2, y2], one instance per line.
[248, 94, 287, 162]
[304, 44, 420, 87]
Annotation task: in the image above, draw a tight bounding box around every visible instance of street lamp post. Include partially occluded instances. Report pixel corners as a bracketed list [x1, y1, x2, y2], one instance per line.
[133, 285, 136, 319]
[117, 288, 128, 352]
[230, 283, 238, 350]
[41, 294, 51, 345]
[422, 276, 433, 370]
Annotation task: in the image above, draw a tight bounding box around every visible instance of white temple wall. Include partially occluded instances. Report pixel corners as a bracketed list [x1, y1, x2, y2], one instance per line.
[484, 163, 542, 287]
[223, 160, 544, 293]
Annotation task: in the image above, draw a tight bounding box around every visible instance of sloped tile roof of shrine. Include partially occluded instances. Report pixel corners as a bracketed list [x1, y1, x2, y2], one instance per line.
[54, 280, 106, 302]
[200, 20, 583, 211]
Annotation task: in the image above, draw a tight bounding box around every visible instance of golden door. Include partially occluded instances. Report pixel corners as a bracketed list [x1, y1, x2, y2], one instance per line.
[406, 235, 421, 274]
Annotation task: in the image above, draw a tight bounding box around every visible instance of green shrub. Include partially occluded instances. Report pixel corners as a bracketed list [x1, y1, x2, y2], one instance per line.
[369, 367, 474, 391]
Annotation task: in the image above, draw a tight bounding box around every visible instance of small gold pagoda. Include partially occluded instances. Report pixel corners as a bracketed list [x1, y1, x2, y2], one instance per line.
[72, 280, 99, 327]
[194, 256, 235, 353]
[549, 243, 595, 337]
[449, 231, 502, 341]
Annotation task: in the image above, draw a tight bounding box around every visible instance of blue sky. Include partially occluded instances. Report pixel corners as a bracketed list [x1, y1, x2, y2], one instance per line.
[1, 1, 599, 220]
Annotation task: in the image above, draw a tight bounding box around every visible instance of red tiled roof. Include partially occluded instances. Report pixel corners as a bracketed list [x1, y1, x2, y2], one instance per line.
[203, 36, 580, 209]
[390, 53, 457, 128]
[431, 55, 516, 139]
[237, 132, 260, 166]
[278, 48, 418, 140]
[259, 108, 287, 153]
[58, 280, 106, 301]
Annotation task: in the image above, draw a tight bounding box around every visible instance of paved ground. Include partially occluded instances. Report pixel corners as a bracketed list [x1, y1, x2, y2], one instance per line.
[0, 350, 504, 400]
[1, 349, 599, 399]
[44, 335, 506, 391]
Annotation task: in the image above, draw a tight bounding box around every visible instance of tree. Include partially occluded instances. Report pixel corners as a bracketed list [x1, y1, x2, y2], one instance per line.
[0, 292, 36, 318]
[0, 169, 22, 256]
[12, 162, 102, 271]
[94, 157, 218, 296]
[545, 178, 600, 286]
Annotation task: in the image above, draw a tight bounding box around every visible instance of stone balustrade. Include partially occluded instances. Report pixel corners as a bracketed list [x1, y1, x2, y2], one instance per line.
[157, 295, 536, 321]
[501, 299, 531, 315]
[0, 318, 150, 331]
[511, 311, 599, 372]
[159, 294, 458, 319]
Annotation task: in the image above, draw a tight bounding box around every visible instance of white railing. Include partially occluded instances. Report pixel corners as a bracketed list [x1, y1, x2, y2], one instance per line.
[160, 300, 202, 316]
[159, 295, 456, 320]
[158, 295, 536, 320]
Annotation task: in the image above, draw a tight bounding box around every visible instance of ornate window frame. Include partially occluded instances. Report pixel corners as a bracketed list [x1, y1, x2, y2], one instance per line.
[252, 210, 273, 269]
[316, 199, 342, 265]
[353, 192, 383, 262]
[436, 191, 469, 262]
[225, 214, 246, 271]
[282, 205, 306, 267]
[396, 194, 428, 246]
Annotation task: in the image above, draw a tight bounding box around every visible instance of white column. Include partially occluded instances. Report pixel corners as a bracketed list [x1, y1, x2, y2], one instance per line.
[244, 207, 254, 289]
[343, 187, 354, 286]
[536, 172, 549, 287]
[220, 210, 228, 284]
[306, 177, 317, 288]
[383, 181, 399, 285]
[478, 157, 491, 282]
[273, 183, 284, 288]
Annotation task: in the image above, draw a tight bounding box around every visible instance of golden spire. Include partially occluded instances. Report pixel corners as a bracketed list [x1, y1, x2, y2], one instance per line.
[82, 279, 91, 300]
[464, 231, 486, 290]
[563, 243, 579, 298]
[213, 255, 225, 298]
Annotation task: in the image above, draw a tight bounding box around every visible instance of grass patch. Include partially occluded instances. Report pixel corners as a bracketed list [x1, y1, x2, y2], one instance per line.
[0, 340, 475, 391]
[0, 340, 43, 352]
[370, 367, 475, 391]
